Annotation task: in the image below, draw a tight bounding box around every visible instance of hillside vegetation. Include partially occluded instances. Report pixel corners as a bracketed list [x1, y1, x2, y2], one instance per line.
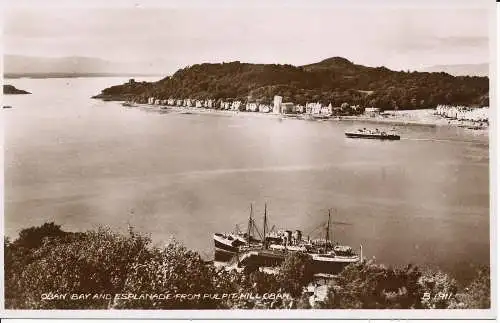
[4, 222, 490, 310]
[93, 57, 489, 110]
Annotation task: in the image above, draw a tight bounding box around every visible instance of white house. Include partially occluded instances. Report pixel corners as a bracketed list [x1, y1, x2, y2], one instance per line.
[305, 102, 322, 114]
[246, 102, 258, 112]
[312, 103, 322, 115]
[365, 107, 380, 113]
[321, 103, 333, 115]
[231, 101, 242, 110]
[259, 104, 271, 113]
[273, 95, 283, 114]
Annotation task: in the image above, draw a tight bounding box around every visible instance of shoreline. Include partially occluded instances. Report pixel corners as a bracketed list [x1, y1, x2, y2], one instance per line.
[119, 102, 489, 131]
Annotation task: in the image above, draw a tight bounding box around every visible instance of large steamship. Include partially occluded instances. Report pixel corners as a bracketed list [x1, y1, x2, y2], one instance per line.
[213, 204, 362, 274]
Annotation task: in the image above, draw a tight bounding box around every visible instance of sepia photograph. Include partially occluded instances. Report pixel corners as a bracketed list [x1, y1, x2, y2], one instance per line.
[1, 0, 496, 319]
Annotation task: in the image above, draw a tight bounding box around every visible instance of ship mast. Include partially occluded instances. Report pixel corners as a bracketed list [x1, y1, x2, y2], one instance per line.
[247, 204, 253, 246]
[263, 203, 267, 249]
[325, 209, 331, 253]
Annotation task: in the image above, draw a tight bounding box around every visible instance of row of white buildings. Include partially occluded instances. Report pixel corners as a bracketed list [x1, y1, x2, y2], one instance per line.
[147, 97, 217, 108]
[146, 95, 362, 116]
[435, 105, 489, 122]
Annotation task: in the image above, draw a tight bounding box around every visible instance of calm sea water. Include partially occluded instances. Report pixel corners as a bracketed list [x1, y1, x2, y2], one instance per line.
[3, 77, 490, 282]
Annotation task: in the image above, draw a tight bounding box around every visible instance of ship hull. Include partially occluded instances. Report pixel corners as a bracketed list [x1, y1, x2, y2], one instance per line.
[214, 248, 237, 262]
[312, 258, 359, 274]
[213, 237, 240, 254]
[215, 244, 360, 275]
[345, 133, 400, 140]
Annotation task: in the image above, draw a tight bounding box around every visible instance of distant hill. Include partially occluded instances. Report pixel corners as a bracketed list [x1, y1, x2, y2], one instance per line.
[3, 55, 166, 78]
[3, 84, 31, 95]
[302, 56, 364, 73]
[420, 64, 488, 77]
[93, 57, 489, 110]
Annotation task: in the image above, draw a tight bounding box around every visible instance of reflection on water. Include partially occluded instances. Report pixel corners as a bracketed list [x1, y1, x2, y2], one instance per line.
[3, 77, 490, 282]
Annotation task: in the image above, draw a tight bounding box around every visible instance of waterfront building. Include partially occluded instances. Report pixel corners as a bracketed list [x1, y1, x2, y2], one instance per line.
[305, 102, 321, 114]
[305, 103, 313, 114]
[312, 103, 322, 115]
[195, 100, 202, 108]
[365, 107, 380, 117]
[207, 99, 213, 108]
[321, 104, 333, 116]
[364, 107, 379, 113]
[436, 105, 443, 115]
[471, 107, 489, 122]
[246, 102, 258, 112]
[154, 99, 161, 105]
[273, 95, 283, 114]
[436, 105, 489, 122]
[167, 99, 175, 106]
[281, 102, 295, 114]
[176, 99, 182, 106]
[447, 108, 458, 119]
[259, 104, 271, 113]
[231, 101, 242, 111]
[148, 97, 155, 105]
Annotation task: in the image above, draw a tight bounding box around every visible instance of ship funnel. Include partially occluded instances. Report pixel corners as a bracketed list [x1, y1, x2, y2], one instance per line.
[293, 230, 302, 244]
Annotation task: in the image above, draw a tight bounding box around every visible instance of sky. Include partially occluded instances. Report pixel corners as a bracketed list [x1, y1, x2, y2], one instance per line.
[3, 0, 493, 73]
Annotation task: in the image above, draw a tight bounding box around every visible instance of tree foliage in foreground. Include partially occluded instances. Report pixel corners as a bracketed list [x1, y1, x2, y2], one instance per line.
[5, 226, 152, 309]
[114, 239, 222, 309]
[320, 261, 424, 309]
[4, 222, 491, 310]
[277, 252, 315, 297]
